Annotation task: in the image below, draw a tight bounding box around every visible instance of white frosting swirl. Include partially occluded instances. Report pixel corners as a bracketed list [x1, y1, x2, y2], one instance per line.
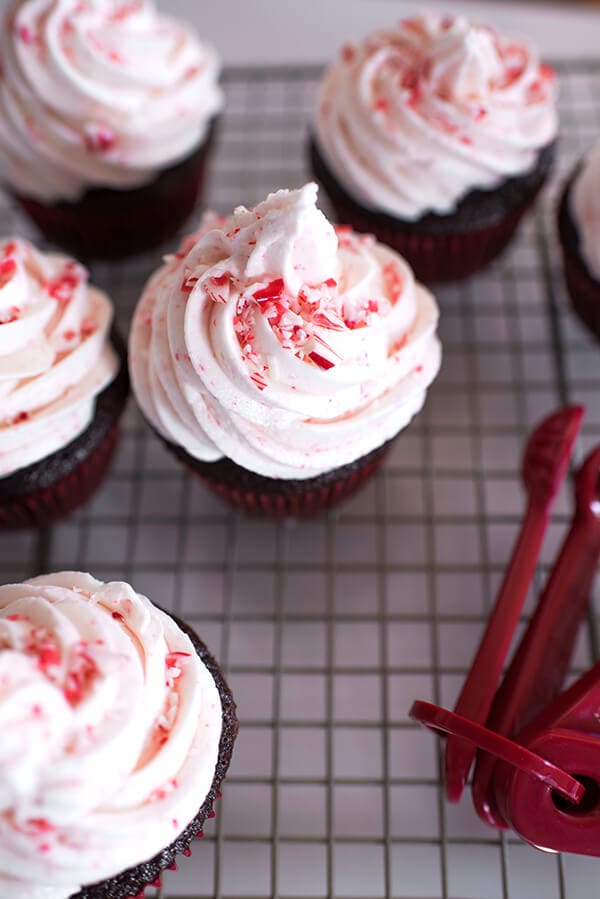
[0, 0, 222, 202]
[129, 183, 441, 480]
[570, 142, 600, 282]
[0, 572, 223, 899]
[315, 12, 558, 219]
[0, 237, 119, 478]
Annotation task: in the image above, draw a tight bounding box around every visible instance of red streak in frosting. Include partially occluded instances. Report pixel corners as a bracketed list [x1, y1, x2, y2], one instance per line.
[383, 263, 404, 303]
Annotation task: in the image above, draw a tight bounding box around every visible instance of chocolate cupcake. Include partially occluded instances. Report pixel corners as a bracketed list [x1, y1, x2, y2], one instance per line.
[0, 0, 222, 260]
[310, 13, 558, 283]
[0, 238, 128, 529]
[129, 183, 441, 517]
[558, 143, 600, 342]
[0, 572, 237, 899]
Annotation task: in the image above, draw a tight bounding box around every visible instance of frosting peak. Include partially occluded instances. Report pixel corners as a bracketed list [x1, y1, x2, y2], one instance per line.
[315, 13, 558, 219]
[130, 184, 441, 479]
[190, 183, 339, 299]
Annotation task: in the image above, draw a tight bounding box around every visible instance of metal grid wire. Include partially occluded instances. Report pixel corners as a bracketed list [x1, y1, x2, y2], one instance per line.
[1, 61, 600, 899]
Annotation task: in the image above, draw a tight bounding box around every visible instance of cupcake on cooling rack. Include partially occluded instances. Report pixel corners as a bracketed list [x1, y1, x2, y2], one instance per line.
[129, 182, 441, 517]
[0, 571, 237, 898]
[0, 0, 223, 260]
[0, 237, 129, 529]
[310, 12, 558, 282]
[558, 142, 600, 341]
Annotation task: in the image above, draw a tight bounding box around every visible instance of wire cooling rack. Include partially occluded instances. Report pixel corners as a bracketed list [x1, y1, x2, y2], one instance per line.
[1, 61, 600, 899]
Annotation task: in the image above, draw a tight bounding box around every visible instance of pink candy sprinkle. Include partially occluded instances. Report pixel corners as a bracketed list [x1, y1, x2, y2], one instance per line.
[84, 125, 115, 154]
[17, 25, 35, 44]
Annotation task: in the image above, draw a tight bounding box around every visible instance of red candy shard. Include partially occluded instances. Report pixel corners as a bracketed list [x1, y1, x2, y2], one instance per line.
[308, 351, 335, 371]
[0, 257, 17, 290]
[167, 861, 178, 871]
[539, 63, 555, 81]
[253, 278, 285, 301]
[208, 809, 216, 819]
[84, 125, 115, 154]
[63, 648, 98, 705]
[37, 642, 60, 671]
[383, 262, 404, 303]
[183, 847, 192, 857]
[250, 371, 268, 391]
[111, 610, 125, 622]
[47, 272, 79, 304]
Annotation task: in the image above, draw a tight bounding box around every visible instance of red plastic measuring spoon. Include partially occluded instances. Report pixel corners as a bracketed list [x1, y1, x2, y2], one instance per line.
[411, 700, 583, 806]
[472, 444, 600, 827]
[444, 406, 583, 802]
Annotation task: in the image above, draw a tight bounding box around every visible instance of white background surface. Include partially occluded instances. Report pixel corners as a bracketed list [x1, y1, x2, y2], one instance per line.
[168, 0, 600, 64]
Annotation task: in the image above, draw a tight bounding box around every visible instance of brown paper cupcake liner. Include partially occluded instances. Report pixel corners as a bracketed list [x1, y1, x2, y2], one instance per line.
[159, 433, 394, 518]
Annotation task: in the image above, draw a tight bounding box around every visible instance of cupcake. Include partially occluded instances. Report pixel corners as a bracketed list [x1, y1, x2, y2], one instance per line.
[0, 0, 222, 260]
[129, 182, 441, 517]
[310, 13, 558, 283]
[0, 571, 237, 898]
[558, 142, 600, 341]
[0, 237, 129, 530]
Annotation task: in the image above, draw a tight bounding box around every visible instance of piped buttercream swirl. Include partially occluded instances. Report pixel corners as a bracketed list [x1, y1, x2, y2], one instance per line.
[129, 183, 441, 479]
[0, 237, 119, 478]
[0, 572, 222, 899]
[315, 12, 558, 219]
[0, 0, 222, 202]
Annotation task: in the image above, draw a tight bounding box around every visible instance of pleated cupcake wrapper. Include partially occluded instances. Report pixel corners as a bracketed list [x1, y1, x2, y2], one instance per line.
[158, 431, 393, 519]
[122, 807, 219, 899]
[13, 122, 217, 262]
[196, 447, 390, 517]
[108, 799, 220, 899]
[75, 615, 238, 899]
[0, 423, 121, 531]
[320, 183, 546, 284]
[558, 178, 600, 343]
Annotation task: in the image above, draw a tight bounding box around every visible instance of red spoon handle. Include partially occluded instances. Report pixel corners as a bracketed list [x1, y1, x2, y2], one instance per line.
[444, 497, 550, 801]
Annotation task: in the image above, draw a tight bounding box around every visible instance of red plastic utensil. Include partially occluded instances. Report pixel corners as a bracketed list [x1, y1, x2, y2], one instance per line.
[472, 444, 600, 827]
[444, 406, 584, 802]
[495, 661, 600, 855]
[410, 700, 584, 806]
